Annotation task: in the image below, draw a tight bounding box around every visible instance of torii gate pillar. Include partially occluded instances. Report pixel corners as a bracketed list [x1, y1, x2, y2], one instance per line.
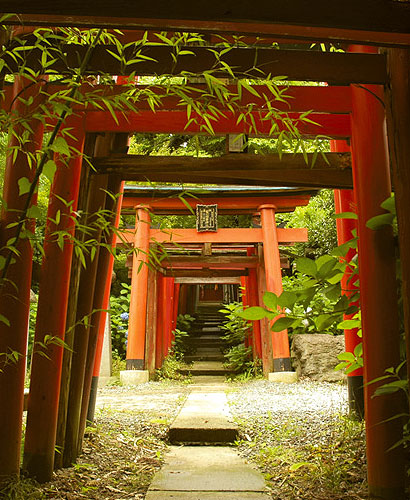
[350, 45, 404, 500]
[259, 204, 291, 372]
[121, 205, 151, 384]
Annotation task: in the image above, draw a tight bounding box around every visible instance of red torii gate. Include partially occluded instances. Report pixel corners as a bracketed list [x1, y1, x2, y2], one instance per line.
[0, 16, 407, 498]
[114, 189, 309, 379]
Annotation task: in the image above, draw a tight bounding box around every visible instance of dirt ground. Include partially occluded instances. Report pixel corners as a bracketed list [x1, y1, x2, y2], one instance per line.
[1, 380, 374, 500]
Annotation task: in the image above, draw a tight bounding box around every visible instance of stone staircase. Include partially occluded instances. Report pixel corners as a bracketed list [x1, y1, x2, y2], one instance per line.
[179, 306, 234, 378]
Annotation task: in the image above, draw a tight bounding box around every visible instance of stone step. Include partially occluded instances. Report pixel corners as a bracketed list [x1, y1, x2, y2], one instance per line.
[146, 446, 269, 500]
[187, 335, 224, 342]
[179, 361, 232, 377]
[188, 342, 224, 350]
[185, 354, 225, 362]
[168, 392, 238, 444]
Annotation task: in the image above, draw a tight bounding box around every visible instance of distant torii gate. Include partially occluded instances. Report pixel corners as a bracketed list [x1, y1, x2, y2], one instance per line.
[115, 187, 310, 381]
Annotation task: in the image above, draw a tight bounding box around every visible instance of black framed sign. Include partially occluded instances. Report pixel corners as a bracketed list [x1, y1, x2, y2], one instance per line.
[196, 204, 218, 232]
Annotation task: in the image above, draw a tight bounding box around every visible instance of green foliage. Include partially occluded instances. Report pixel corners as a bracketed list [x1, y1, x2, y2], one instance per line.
[219, 302, 261, 377]
[176, 313, 195, 332]
[110, 283, 131, 358]
[240, 248, 357, 336]
[219, 302, 251, 345]
[155, 353, 189, 381]
[170, 328, 190, 361]
[278, 189, 338, 259]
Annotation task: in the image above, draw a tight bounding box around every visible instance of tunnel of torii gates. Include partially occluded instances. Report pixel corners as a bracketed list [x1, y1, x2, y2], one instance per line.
[0, 8, 409, 500]
[116, 186, 311, 379]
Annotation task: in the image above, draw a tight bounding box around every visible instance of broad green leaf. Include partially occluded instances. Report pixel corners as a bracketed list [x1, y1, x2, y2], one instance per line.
[337, 319, 361, 330]
[326, 270, 344, 284]
[317, 259, 337, 279]
[272, 316, 295, 332]
[366, 213, 394, 230]
[333, 295, 349, 313]
[337, 351, 355, 362]
[27, 205, 42, 219]
[263, 291, 278, 311]
[333, 211, 358, 220]
[42, 160, 57, 183]
[296, 257, 317, 277]
[380, 195, 396, 215]
[277, 291, 297, 309]
[354, 343, 363, 357]
[315, 314, 338, 331]
[239, 307, 267, 321]
[18, 177, 31, 196]
[50, 136, 70, 156]
[330, 238, 358, 257]
[323, 283, 341, 302]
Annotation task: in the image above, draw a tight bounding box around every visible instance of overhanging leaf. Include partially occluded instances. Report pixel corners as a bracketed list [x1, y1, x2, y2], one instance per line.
[296, 257, 317, 277]
[263, 291, 278, 311]
[366, 213, 394, 230]
[239, 307, 267, 321]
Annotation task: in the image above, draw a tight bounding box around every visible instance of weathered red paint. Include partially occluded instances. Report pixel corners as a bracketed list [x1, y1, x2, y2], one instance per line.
[350, 45, 405, 499]
[84, 110, 350, 137]
[121, 195, 311, 212]
[117, 227, 308, 245]
[92, 181, 125, 380]
[0, 76, 45, 479]
[0, 84, 352, 114]
[23, 117, 85, 481]
[259, 205, 290, 366]
[126, 205, 151, 369]
[331, 140, 362, 378]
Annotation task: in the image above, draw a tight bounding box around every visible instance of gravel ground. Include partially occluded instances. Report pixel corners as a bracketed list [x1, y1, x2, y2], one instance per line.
[7, 379, 370, 500]
[227, 379, 350, 447]
[226, 379, 367, 500]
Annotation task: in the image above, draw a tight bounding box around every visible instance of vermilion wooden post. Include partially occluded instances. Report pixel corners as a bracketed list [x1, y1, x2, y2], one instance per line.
[164, 278, 175, 356]
[23, 117, 85, 482]
[241, 276, 250, 348]
[78, 174, 123, 446]
[385, 48, 410, 394]
[63, 134, 112, 467]
[258, 204, 291, 372]
[145, 266, 158, 376]
[0, 76, 44, 480]
[350, 45, 405, 500]
[86, 180, 124, 425]
[331, 139, 364, 418]
[178, 284, 188, 315]
[155, 274, 165, 368]
[172, 283, 180, 334]
[126, 205, 151, 370]
[248, 268, 262, 360]
[54, 134, 95, 470]
[257, 246, 273, 376]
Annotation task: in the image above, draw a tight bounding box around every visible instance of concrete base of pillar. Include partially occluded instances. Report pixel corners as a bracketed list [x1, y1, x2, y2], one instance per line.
[268, 371, 298, 384]
[120, 370, 149, 385]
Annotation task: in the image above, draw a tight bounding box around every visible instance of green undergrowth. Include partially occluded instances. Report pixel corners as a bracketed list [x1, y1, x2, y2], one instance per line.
[155, 353, 192, 382]
[234, 412, 367, 500]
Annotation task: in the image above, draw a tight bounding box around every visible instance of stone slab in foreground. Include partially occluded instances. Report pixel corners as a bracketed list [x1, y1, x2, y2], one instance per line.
[169, 391, 238, 444]
[147, 446, 269, 496]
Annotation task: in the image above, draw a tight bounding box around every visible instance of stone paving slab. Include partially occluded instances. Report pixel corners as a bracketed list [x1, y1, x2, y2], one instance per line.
[169, 391, 238, 443]
[145, 491, 270, 499]
[148, 446, 268, 493]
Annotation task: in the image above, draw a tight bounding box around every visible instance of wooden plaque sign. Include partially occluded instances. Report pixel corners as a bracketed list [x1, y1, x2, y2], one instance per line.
[196, 204, 218, 232]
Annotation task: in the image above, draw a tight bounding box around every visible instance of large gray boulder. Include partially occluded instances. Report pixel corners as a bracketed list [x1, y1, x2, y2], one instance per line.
[291, 334, 346, 382]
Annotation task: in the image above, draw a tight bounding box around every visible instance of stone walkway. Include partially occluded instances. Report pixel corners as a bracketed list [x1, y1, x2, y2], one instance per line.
[145, 378, 271, 500]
